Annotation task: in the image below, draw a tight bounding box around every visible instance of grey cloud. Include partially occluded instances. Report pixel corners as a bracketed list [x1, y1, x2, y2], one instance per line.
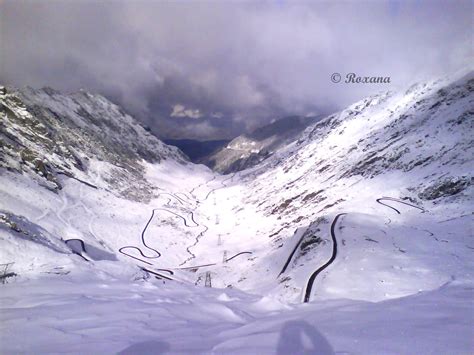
[0, 0, 471, 139]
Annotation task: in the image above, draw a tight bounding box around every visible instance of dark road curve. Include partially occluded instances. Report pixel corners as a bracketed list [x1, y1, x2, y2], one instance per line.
[376, 197, 425, 214]
[301, 197, 424, 302]
[118, 187, 211, 273]
[225, 251, 253, 262]
[175, 192, 191, 201]
[118, 205, 198, 274]
[278, 233, 306, 277]
[189, 211, 198, 226]
[303, 213, 347, 303]
[178, 262, 217, 270]
[57, 171, 98, 189]
[190, 173, 236, 203]
[190, 175, 216, 196]
[123, 209, 163, 259]
[141, 267, 174, 280]
[202, 172, 237, 202]
[118, 246, 155, 265]
[152, 208, 199, 228]
[158, 192, 186, 205]
[119, 206, 200, 264]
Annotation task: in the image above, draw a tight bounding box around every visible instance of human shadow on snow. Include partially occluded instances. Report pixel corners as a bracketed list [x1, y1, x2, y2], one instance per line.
[276, 320, 334, 355]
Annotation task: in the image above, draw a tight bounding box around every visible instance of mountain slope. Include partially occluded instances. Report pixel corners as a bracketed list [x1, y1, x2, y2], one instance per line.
[202, 115, 320, 173]
[0, 71, 472, 353]
[1, 86, 187, 201]
[224, 70, 473, 301]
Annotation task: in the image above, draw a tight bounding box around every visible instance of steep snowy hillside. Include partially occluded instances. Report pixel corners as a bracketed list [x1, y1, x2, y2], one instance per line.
[220, 70, 473, 302]
[0, 71, 472, 354]
[1, 86, 186, 201]
[203, 115, 320, 173]
[1, 84, 216, 281]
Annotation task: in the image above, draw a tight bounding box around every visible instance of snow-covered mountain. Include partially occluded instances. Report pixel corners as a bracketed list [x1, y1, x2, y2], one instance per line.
[0, 70, 472, 354]
[1, 86, 187, 201]
[203, 115, 320, 173]
[230, 70, 473, 302]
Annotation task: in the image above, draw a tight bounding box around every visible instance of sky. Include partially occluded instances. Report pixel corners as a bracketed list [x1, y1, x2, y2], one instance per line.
[0, 0, 472, 140]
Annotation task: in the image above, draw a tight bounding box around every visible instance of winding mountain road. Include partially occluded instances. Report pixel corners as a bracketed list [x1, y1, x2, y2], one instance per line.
[117, 180, 252, 279]
[179, 173, 237, 265]
[303, 213, 346, 303]
[190, 175, 216, 197]
[225, 251, 253, 262]
[141, 267, 174, 281]
[117, 192, 200, 276]
[376, 197, 425, 214]
[278, 232, 306, 277]
[301, 196, 425, 302]
[179, 225, 209, 266]
[118, 205, 200, 271]
[191, 173, 237, 203]
[158, 192, 187, 206]
[64, 172, 251, 282]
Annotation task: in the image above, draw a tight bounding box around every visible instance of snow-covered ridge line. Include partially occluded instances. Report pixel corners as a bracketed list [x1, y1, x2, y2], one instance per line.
[0, 71, 472, 353]
[0, 85, 189, 202]
[230, 70, 473, 302]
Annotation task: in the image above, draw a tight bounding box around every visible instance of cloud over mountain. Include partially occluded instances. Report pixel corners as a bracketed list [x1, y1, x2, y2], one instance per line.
[0, 0, 471, 139]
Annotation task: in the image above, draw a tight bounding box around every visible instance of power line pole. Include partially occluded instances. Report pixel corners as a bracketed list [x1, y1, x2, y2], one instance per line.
[205, 271, 212, 288]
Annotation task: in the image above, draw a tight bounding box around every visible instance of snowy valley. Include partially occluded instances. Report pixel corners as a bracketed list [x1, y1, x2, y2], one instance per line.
[0, 70, 473, 354]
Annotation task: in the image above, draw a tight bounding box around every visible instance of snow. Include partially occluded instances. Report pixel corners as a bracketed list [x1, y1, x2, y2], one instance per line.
[1, 273, 472, 354]
[1, 70, 473, 353]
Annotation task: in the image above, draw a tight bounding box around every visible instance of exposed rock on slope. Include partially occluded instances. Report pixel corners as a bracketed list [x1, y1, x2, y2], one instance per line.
[227, 70, 473, 301]
[0, 86, 186, 201]
[243, 72, 473, 220]
[203, 115, 320, 173]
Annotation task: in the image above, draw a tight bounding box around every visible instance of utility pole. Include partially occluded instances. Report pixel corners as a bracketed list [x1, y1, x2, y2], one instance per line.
[223, 250, 228, 263]
[217, 234, 222, 246]
[205, 271, 212, 288]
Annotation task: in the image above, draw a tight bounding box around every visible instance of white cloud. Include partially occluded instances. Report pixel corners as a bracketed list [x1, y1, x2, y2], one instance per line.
[170, 104, 203, 119]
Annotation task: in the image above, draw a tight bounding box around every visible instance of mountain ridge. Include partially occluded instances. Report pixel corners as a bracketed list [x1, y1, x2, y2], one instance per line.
[0, 70, 473, 353]
[1, 85, 188, 201]
[202, 115, 322, 173]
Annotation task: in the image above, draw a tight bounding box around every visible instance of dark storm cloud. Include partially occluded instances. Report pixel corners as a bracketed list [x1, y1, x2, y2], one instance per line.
[1, 0, 472, 139]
